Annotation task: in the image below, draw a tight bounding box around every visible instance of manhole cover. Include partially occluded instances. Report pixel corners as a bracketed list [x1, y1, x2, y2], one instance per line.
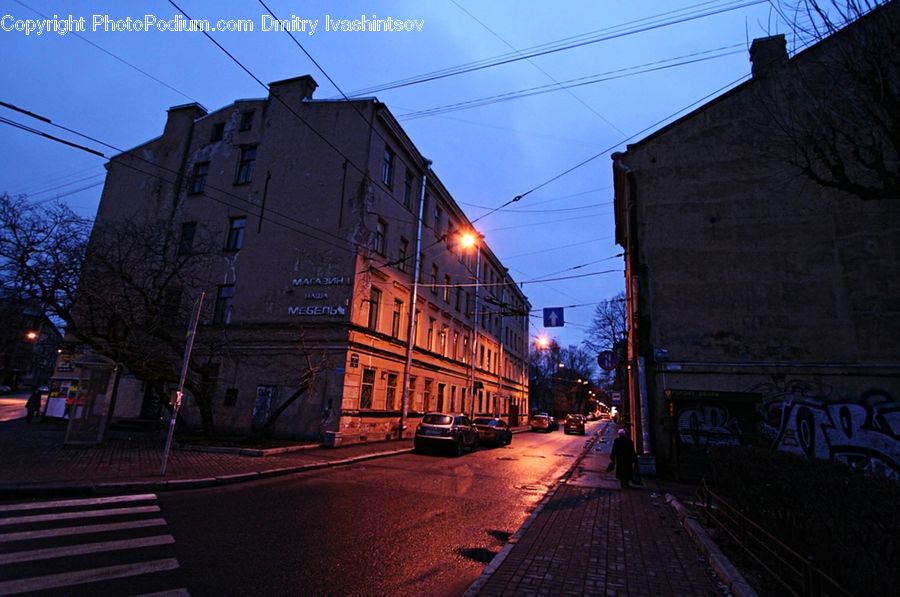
[515, 483, 547, 491]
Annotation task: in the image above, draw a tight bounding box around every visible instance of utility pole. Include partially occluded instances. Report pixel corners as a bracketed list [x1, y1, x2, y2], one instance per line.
[400, 159, 430, 437]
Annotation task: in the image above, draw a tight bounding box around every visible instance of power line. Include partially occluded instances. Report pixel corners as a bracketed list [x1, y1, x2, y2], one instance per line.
[346, 0, 766, 96]
[13, 0, 199, 104]
[397, 45, 744, 121]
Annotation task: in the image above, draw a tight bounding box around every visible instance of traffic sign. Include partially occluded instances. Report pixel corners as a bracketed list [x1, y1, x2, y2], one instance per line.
[611, 391, 622, 405]
[542, 307, 564, 327]
[597, 350, 617, 371]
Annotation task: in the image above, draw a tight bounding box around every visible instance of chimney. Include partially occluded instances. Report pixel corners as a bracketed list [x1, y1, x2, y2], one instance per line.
[163, 103, 207, 138]
[750, 35, 787, 78]
[268, 75, 319, 106]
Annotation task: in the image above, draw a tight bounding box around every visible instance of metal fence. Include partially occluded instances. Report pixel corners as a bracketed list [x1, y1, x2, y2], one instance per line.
[696, 481, 852, 597]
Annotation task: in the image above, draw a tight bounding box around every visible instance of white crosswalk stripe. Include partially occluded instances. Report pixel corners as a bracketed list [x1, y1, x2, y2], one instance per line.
[0, 493, 187, 596]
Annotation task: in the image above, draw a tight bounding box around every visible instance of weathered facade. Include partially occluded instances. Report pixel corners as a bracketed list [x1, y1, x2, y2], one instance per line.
[90, 75, 530, 442]
[613, 8, 900, 478]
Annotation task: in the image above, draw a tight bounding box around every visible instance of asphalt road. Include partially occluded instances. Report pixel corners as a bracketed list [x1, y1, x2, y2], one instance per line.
[0, 421, 607, 596]
[0, 393, 26, 422]
[156, 422, 605, 596]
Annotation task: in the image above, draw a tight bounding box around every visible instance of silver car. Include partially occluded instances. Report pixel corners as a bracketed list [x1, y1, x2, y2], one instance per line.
[414, 413, 479, 456]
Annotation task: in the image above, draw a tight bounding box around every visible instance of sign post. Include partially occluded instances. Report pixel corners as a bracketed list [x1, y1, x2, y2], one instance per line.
[160, 292, 204, 476]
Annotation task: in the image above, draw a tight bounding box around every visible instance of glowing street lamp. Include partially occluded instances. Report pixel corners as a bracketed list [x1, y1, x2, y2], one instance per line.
[462, 229, 483, 418]
[534, 335, 550, 350]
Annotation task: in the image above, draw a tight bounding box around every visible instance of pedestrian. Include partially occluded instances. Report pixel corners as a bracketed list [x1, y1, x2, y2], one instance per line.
[25, 389, 41, 424]
[608, 428, 637, 488]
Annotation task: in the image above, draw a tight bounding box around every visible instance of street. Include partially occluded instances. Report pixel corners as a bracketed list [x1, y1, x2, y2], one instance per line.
[0, 421, 609, 596]
[0, 393, 26, 423]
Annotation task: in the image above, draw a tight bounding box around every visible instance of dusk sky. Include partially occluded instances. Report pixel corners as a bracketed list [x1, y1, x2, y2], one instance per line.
[1, 0, 814, 351]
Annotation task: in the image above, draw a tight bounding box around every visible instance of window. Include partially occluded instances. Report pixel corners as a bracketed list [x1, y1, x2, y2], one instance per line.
[433, 205, 444, 238]
[443, 275, 451, 303]
[452, 331, 459, 360]
[178, 222, 197, 255]
[239, 110, 254, 131]
[423, 379, 433, 411]
[487, 348, 492, 372]
[368, 287, 382, 331]
[450, 386, 457, 412]
[409, 376, 419, 410]
[439, 326, 447, 356]
[480, 345, 485, 367]
[427, 317, 435, 351]
[381, 147, 394, 187]
[235, 146, 256, 185]
[224, 388, 238, 406]
[163, 285, 182, 317]
[211, 123, 225, 142]
[225, 216, 246, 250]
[360, 368, 375, 409]
[374, 219, 386, 255]
[430, 265, 438, 294]
[398, 237, 409, 273]
[391, 299, 403, 338]
[455, 287, 461, 312]
[386, 373, 398, 410]
[404, 171, 414, 208]
[213, 284, 234, 324]
[462, 335, 469, 363]
[190, 162, 209, 194]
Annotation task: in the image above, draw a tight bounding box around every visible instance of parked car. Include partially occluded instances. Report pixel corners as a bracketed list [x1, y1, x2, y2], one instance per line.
[548, 415, 560, 431]
[472, 417, 512, 446]
[530, 413, 551, 432]
[0, 385, 10, 395]
[414, 413, 479, 456]
[564, 414, 586, 435]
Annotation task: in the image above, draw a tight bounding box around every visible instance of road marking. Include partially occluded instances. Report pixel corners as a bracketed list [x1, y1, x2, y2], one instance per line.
[0, 505, 160, 527]
[0, 518, 168, 544]
[0, 494, 158, 513]
[0, 534, 175, 564]
[0, 558, 180, 595]
[133, 590, 191, 597]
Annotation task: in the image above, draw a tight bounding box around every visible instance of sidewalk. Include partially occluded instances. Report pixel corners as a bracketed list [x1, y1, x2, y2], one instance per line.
[465, 425, 754, 596]
[0, 416, 753, 596]
[0, 416, 415, 497]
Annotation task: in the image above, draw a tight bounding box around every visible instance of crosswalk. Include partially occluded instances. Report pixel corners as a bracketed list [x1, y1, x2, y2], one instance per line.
[0, 494, 187, 596]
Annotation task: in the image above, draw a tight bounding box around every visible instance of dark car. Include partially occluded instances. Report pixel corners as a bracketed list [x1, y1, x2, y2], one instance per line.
[564, 414, 586, 435]
[414, 413, 479, 456]
[472, 417, 512, 446]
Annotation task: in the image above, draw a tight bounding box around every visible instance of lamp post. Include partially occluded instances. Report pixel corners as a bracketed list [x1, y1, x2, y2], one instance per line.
[461, 231, 482, 419]
[400, 160, 431, 437]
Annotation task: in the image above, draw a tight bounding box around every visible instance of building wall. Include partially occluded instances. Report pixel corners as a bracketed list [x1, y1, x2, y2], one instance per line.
[614, 30, 900, 477]
[92, 75, 530, 441]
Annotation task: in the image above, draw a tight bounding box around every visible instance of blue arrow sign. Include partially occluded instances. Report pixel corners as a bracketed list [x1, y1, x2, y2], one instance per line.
[543, 307, 564, 327]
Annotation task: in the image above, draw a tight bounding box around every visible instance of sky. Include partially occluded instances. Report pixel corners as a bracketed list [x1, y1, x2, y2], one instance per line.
[1, 0, 807, 351]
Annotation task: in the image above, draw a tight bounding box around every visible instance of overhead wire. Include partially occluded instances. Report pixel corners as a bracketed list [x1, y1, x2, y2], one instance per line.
[346, 0, 767, 96]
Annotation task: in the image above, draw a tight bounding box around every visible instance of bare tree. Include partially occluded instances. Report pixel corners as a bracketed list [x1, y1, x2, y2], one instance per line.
[0, 194, 89, 326]
[763, 0, 900, 200]
[583, 292, 627, 353]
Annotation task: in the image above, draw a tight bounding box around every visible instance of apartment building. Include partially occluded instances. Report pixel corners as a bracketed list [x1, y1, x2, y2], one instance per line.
[90, 75, 530, 442]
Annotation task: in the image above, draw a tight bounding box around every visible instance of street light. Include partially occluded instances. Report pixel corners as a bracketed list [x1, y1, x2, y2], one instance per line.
[462, 229, 482, 418]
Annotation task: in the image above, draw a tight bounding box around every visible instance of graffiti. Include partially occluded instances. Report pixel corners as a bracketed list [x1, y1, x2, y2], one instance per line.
[677, 405, 745, 446]
[752, 381, 900, 480]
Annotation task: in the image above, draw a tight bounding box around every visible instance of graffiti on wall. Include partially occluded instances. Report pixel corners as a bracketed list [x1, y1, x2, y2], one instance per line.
[749, 381, 900, 480]
[676, 405, 745, 446]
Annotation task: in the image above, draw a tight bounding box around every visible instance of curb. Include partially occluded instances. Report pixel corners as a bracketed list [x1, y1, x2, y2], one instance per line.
[666, 493, 758, 597]
[462, 425, 608, 597]
[0, 448, 414, 499]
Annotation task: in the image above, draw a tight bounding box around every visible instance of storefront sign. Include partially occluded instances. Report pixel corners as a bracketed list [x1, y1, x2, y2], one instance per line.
[288, 305, 347, 316]
[292, 276, 350, 287]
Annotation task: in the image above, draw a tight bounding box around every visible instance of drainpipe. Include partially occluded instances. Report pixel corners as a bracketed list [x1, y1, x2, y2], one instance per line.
[400, 159, 431, 438]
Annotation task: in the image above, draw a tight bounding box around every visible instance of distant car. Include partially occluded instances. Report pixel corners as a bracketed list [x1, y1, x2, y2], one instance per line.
[414, 413, 479, 456]
[530, 414, 551, 432]
[0, 385, 10, 394]
[472, 417, 512, 446]
[564, 414, 586, 435]
[548, 416, 560, 431]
